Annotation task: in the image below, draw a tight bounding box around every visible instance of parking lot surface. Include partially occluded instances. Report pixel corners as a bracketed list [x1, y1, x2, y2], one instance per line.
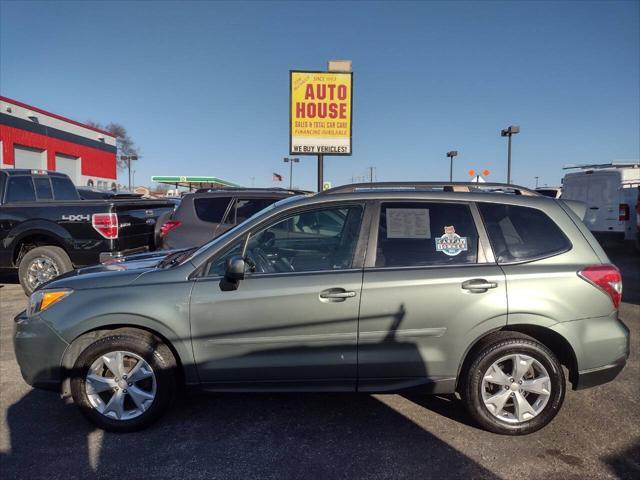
[1, 248, 638, 480]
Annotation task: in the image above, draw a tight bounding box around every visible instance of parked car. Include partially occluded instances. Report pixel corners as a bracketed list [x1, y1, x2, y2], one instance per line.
[534, 187, 562, 199]
[14, 182, 628, 435]
[561, 163, 640, 248]
[77, 187, 144, 200]
[0, 169, 175, 294]
[156, 187, 307, 250]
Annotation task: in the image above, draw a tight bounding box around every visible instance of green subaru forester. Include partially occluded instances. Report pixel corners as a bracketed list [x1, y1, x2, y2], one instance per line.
[14, 182, 629, 435]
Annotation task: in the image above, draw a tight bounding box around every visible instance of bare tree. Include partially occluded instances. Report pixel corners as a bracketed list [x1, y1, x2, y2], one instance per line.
[86, 121, 141, 170]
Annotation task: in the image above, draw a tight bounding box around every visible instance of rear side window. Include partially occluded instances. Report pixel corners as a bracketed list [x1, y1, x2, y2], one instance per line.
[5, 176, 36, 202]
[51, 176, 79, 200]
[33, 177, 53, 200]
[193, 197, 232, 223]
[375, 202, 479, 267]
[234, 198, 279, 223]
[478, 203, 571, 263]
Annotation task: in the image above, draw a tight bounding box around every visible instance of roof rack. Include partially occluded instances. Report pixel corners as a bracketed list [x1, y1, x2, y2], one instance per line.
[320, 182, 539, 196]
[193, 187, 311, 195]
[563, 161, 639, 170]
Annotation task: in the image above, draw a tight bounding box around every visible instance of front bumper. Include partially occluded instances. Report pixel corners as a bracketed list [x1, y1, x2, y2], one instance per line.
[99, 246, 149, 263]
[13, 310, 69, 391]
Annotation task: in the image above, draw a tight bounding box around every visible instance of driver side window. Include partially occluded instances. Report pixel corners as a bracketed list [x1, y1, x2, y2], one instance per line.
[246, 205, 363, 274]
[207, 205, 364, 276]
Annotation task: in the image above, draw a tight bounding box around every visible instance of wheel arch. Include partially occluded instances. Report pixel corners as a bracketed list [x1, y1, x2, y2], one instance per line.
[60, 324, 192, 397]
[11, 226, 71, 266]
[456, 325, 579, 391]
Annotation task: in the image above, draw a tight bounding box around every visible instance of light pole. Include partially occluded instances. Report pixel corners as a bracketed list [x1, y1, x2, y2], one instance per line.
[120, 155, 138, 191]
[500, 125, 520, 184]
[535, 176, 539, 188]
[446, 151, 458, 182]
[283, 157, 299, 189]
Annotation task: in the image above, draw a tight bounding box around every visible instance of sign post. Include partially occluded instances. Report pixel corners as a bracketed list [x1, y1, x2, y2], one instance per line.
[290, 64, 353, 191]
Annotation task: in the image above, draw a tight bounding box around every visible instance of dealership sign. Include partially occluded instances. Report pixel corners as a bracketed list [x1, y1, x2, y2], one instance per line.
[290, 71, 352, 155]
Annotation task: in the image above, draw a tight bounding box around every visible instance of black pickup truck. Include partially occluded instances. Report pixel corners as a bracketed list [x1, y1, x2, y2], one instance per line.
[0, 169, 174, 294]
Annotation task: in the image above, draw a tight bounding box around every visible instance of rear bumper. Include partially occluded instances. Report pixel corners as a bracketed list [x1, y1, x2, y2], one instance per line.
[551, 312, 630, 390]
[575, 356, 627, 390]
[99, 246, 149, 263]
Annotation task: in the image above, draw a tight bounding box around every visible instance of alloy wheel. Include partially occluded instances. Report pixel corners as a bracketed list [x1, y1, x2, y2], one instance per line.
[85, 350, 157, 421]
[481, 353, 551, 423]
[26, 256, 59, 290]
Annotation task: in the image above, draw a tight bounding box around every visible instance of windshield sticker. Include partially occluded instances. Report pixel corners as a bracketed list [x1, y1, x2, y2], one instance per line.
[386, 208, 431, 239]
[435, 226, 468, 256]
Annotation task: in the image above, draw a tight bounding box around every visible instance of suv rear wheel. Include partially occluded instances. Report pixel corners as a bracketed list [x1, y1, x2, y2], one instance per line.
[462, 334, 565, 435]
[70, 332, 177, 432]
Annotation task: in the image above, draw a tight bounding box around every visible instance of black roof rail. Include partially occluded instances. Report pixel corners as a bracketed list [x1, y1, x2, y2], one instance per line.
[320, 182, 539, 196]
[193, 187, 312, 195]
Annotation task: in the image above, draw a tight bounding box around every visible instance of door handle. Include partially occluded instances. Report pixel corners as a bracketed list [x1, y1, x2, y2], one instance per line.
[461, 279, 498, 292]
[319, 288, 357, 302]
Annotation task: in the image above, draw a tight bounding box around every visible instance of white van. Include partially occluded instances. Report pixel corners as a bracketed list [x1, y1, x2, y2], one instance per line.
[561, 163, 639, 246]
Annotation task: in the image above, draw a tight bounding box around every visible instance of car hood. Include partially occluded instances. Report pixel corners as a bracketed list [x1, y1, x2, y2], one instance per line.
[39, 249, 185, 291]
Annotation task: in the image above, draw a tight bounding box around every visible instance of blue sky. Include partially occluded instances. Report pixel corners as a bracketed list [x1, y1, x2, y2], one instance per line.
[1, 0, 638, 190]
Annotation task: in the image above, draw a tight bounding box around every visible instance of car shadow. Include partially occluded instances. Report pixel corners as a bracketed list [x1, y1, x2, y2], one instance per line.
[401, 394, 480, 429]
[0, 268, 19, 286]
[0, 388, 499, 479]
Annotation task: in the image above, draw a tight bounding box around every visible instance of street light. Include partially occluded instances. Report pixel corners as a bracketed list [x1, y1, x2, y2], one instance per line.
[500, 125, 520, 184]
[446, 151, 458, 182]
[120, 155, 138, 191]
[283, 157, 300, 190]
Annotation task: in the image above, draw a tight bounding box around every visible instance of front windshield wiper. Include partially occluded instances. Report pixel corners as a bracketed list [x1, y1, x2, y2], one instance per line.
[158, 247, 198, 268]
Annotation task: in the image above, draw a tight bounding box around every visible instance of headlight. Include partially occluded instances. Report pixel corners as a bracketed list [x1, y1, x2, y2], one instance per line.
[27, 289, 73, 316]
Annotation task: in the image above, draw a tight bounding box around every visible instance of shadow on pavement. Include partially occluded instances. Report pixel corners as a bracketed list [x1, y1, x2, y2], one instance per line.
[1, 389, 499, 479]
[0, 269, 19, 286]
[602, 438, 640, 479]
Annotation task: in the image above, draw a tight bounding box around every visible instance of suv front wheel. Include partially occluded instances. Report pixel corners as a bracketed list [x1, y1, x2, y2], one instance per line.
[70, 332, 177, 432]
[462, 334, 565, 435]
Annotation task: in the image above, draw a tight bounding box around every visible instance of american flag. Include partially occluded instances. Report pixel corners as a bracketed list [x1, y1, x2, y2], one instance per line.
[272, 173, 283, 181]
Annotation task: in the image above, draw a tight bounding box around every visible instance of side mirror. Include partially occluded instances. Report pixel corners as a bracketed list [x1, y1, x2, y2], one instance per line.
[226, 256, 245, 280]
[219, 255, 245, 291]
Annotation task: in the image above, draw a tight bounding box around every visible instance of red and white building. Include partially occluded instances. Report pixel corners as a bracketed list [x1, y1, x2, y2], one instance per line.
[0, 96, 117, 189]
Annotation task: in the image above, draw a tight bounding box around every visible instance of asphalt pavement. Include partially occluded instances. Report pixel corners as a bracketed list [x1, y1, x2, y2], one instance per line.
[0, 247, 638, 479]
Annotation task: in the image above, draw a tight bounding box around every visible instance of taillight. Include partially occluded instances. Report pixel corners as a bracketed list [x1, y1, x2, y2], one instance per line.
[160, 220, 181, 237]
[619, 204, 629, 221]
[578, 264, 622, 309]
[92, 213, 118, 239]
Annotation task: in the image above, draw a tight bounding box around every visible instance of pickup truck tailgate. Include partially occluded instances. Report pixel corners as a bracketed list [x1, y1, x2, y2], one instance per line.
[112, 200, 175, 252]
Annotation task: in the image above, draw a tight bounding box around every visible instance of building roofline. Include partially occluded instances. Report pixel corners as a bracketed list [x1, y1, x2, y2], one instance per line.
[0, 95, 116, 137]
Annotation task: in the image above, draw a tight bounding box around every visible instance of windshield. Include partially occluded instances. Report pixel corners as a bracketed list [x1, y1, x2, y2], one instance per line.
[184, 194, 308, 263]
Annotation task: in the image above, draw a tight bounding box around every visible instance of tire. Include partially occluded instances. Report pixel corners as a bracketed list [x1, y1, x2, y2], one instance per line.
[18, 245, 73, 295]
[462, 333, 565, 435]
[71, 332, 177, 432]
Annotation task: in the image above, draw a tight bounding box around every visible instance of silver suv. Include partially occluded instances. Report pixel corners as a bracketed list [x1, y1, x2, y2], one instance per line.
[14, 182, 629, 435]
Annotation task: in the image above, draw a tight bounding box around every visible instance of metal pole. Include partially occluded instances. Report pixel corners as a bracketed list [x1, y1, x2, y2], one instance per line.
[317, 154, 324, 192]
[128, 158, 132, 191]
[289, 160, 293, 190]
[449, 157, 453, 182]
[507, 134, 512, 184]
[535, 176, 539, 188]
